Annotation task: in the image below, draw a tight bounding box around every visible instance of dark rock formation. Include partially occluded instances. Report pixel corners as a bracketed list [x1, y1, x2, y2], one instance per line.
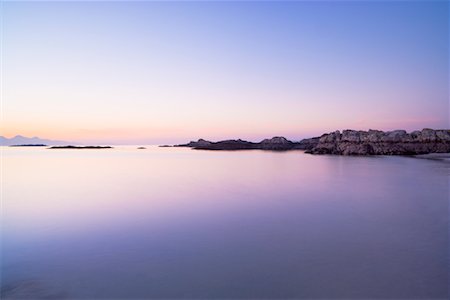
[195, 139, 260, 150]
[172, 129, 450, 155]
[293, 137, 320, 150]
[9, 144, 47, 147]
[49, 146, 112, 149]
[175, 139, 212, 148]
[306, 129, 450, 155]
[175, 136, 318, 151]
[260, 137, 294, 150]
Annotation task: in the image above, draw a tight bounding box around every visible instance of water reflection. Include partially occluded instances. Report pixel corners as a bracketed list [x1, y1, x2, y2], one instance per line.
[2, 146, 448, 298]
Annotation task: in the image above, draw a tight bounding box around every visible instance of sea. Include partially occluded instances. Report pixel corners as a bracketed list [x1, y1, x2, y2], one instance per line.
[1, 146, 448, 299]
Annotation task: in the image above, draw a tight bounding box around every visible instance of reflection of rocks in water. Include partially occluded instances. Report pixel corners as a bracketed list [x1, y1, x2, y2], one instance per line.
[1, 280, 67, 299]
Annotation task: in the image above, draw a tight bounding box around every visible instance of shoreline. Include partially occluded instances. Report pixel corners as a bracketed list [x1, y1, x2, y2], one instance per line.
[170, 128, 450, 156]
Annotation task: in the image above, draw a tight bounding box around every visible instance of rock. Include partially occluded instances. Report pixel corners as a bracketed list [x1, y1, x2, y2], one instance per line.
[193, 136, 313, 151]
[365, 129, 384, 142]
[177, 136, 299, 151]
[194, 139, 259, 150]
[293, 137, 320, 150]
[436, 130, 450, 141]
[175, 128, 450, 155]
[306, 128, 450, 155]
[260, 136, 294, 150]
[419, 128, 437, 142]
[175, 139, 212, 148]
[319, 130, 341, 143]
[341, 130, 360, 143]
[381, 130, 408, 142]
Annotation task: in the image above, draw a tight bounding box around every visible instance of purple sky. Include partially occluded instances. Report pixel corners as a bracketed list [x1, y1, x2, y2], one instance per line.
[3, 1, 448, 144]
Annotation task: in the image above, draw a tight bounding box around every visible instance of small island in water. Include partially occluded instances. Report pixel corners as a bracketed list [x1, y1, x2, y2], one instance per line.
[49, 146, 113, 149]
[172, 128, 450, 155]
[9, 144, 48, 147]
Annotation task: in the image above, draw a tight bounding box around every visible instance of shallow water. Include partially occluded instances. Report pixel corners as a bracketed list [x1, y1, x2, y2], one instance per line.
[1, 146, 448, 299]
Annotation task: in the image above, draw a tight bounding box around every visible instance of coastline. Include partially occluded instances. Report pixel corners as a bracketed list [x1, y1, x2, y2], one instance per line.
[171, 128, 450, 156]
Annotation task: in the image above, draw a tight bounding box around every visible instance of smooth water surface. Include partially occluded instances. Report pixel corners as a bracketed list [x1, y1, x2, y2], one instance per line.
[1, 146, 448, 299]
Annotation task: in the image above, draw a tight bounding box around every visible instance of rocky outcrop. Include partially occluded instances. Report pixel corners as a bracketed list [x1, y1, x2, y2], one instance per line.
[175, 137, 295, 150]
[175, 136, 319, 151]
[194, 139, 260, 150]
[293, 137, 320, 150]
[306, 129, 450, 155]
[172, 129, 450, 155]
[175, 139, 212, 148]
[260, 137, 294, 150]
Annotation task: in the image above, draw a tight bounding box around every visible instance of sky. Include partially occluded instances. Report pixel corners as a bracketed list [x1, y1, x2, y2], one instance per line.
[1, 0, 449, 144]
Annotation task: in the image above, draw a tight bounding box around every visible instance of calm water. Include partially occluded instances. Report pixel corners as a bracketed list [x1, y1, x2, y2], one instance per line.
[1, 146, 448, 299]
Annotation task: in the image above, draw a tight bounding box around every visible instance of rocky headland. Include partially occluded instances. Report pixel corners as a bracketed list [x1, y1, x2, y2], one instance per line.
[306, 128, 450, 155]
[173, 128, 450, 155]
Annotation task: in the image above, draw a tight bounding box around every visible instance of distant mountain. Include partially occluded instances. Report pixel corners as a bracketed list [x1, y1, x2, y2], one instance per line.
[0, 135, 71, 146]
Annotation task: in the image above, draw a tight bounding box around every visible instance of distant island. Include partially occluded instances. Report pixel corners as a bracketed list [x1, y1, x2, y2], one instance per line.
[172, 128, 450, 155]
[9, 144, 47, 147]
[49, 146, 112, 149]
